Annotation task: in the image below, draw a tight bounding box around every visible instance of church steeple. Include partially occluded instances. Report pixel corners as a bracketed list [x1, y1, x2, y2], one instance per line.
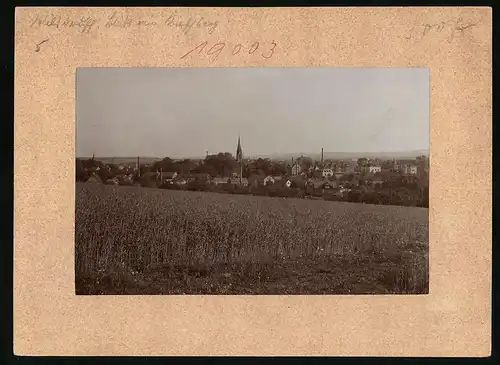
[236, 135, 243, 162]
[236, 135, 243, 184]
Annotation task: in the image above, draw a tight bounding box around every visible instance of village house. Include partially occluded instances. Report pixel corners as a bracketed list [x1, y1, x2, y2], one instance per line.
[174, 177, 187, 186]
[291, 162, 302, 176]
[322, 168, 334, 178]
[368, 165, 382, 174]
[183, 173, 211, 182]
[402, 164, 418, 175]
[159, 171, 178, 184]
[263, 175, 275, 186]
[229, 178, 249, 187]
[212, 177, 230, 186]
[366, 176, 385, 188]
[214, 177, 249, 187]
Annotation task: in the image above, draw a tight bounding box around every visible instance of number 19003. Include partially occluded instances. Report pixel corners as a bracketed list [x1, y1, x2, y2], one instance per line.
[180, 40, 277, 62]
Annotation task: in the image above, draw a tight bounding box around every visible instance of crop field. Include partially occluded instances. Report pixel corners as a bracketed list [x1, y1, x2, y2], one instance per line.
[75, 183, 429, 295]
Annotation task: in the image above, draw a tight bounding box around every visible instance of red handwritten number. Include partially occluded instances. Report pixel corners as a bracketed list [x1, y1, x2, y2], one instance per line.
[180, 41, 208, 59]
[232, 44, 243, 55]
[249, 42, 259, 54]
[207, 42, 226, 63]
[262, 41, 277, 59]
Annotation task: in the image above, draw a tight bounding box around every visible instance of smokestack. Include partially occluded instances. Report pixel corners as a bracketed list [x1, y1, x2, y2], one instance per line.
[137, 156, 140, 177]
[321, 148, 324, 167]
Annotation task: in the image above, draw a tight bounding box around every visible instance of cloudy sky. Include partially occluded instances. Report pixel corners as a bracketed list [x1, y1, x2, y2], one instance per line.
[76, 68, 429, 158]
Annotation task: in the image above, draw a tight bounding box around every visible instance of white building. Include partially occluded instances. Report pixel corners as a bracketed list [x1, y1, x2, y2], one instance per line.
[368, 165, 381, 174]
[402, 165, 418, 175]
[291, 163, 301, 176]
[322, 168, 334, 178]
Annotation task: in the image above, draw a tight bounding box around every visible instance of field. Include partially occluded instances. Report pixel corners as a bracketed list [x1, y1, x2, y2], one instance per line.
[75, 183, 429, 295]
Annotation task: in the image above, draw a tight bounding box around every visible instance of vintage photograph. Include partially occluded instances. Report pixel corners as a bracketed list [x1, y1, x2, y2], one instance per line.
[75, 67, 429, 295]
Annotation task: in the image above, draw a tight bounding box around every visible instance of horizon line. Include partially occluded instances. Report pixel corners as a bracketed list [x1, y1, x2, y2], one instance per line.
[77, 149, 429, 159]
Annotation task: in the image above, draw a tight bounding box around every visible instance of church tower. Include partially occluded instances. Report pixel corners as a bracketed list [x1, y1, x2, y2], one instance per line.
[236, 135, 243, 183]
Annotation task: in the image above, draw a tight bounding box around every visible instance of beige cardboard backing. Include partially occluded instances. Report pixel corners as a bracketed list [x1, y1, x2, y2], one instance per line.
[14, 7, 492, 357]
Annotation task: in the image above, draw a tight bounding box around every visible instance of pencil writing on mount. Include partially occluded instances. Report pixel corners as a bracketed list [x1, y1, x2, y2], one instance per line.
[35, 39, 49, 52]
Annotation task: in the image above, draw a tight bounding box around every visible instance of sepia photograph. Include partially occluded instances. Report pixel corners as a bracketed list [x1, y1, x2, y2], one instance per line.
[75, 67, 429, 295]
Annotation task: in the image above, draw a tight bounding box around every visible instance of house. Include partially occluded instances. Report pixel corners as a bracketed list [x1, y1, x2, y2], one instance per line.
[368, 165, 382, 174]
[402, 164, 418, 175]
[183, 173, 211, 182]
[263, 175, 275, 186]
[229, 178, 249, 187]
[367, 176, 384, 188]
[212, 177, 230, 185]
[321, 180, 334, 191]
[215, 177, 249, 187]
[291, 162, 302, 176]
[174, 177, 187, 185]
[160, 171, 178, 183]
[322, 168, 334, 178]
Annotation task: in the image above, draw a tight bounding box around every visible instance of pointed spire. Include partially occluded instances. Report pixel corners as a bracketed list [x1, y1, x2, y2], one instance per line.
[236, 134, 243, 162]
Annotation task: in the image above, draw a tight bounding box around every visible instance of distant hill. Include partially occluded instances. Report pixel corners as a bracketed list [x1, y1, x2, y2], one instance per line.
[79, 157, 162, 165]
[250, 150, 429, 161]
[79, 150, 428, 163]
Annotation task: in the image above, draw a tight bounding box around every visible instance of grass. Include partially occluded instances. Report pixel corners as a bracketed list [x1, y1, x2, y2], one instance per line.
[75, 183, 429, 295]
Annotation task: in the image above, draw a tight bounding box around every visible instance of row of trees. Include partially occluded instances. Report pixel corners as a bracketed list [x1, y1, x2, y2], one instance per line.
[151, 153, 290, 178]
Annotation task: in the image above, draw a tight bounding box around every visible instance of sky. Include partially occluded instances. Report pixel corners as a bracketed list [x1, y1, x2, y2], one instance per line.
[76, 68, 429, 158]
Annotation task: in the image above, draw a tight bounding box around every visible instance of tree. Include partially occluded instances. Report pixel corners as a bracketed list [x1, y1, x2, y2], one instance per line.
[76, 159, 88, 182]
[301, 157, 313, 170]
[204, 153, 239, 177]
[191, 162, 217, 176]
[357, 158, 368, 168]
[347, 190, 362, 203]
[153, 157, 175, 172]
[98, 167, 112, 182]
[271, 162, 288, 176]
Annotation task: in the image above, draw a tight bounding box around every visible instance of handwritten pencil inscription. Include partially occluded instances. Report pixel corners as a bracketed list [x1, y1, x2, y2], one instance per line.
[34, 38, 49, 52]
[28, 11, 219, 36]
[406, 17, 478, 43]
[29, 13, 99, 34]
[180, 40, 278, 63]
